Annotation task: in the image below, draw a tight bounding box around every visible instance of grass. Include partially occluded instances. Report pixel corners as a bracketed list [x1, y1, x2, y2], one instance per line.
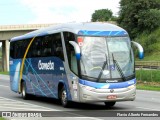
[137, 83, 160, 91]
[0, 117, 6, 120]
[136, 69, 160, 91]
[134, 28, 160, 61]
[136, 69, 160, 82]
[136, 81, 160, 91]
[0, 71, 9, 75]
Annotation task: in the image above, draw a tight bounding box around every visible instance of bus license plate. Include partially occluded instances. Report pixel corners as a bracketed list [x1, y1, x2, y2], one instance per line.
[107, 95, 117, 99]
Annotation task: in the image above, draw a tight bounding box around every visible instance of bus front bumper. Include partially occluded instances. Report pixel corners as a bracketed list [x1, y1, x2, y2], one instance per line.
[79, 84, 136, 102]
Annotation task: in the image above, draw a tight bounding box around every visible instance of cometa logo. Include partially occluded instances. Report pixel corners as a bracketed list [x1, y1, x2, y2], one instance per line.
[38, 60, 54, 70]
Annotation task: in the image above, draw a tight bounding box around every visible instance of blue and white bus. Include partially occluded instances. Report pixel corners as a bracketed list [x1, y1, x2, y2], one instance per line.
[9, 22, 143, 107]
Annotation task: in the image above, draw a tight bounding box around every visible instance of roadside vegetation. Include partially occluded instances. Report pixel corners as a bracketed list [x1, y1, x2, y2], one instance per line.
[136, 70, 160, 91]
[0, 71, 9, 75]
[135, 28, 160, 61]
[0, 117, 6, 120]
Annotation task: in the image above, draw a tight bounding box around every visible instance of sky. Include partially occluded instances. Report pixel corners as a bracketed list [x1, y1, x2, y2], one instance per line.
[0, 0, 120, 25]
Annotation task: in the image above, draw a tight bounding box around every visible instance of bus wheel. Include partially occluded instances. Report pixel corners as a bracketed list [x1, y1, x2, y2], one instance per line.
[60, 87, 70, 107]
[104, 102, 116, 107]
[21, 81, 29, 100]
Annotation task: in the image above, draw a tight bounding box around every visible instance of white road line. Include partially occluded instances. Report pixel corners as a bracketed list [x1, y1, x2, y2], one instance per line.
[10, 118, 102, 120]
[0, 85, 9, 88]
[0, 106, 52, 111]
[0, 96, 58, 111]
[136, 106, 160, 111]
[0, 97, 102, 120]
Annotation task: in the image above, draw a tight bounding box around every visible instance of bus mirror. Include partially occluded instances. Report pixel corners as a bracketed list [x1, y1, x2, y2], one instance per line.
[69, 41, 81, 60]
[131, 41, 144, 59]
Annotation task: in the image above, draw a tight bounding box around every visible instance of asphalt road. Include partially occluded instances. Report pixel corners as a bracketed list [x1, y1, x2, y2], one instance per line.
[0, 74, 159, 120]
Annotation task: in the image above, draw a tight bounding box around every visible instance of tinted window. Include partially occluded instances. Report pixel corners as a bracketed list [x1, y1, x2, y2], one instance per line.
[30, 38, 41, 58]
[10, 42, 15, 58]
[11, 40, 30, 59]
[11, 33, 64, 60]
[41, 36, 53, 57]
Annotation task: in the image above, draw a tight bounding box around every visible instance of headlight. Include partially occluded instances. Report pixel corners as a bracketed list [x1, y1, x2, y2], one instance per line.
[81, 85, 96, 91]
[128, 84, 136, 89]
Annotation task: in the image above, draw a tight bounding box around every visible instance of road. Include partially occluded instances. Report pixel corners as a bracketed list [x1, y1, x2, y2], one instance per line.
[0, 74, 159, 120]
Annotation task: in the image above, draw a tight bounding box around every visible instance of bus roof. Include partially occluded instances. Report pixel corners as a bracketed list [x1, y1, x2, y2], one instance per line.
[11, 22, 128, 41]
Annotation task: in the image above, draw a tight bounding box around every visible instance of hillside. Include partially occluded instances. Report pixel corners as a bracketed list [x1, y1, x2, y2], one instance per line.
[135, 28, 160, 61]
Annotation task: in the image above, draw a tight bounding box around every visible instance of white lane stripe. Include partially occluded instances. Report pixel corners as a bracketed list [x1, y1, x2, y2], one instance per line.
[0, 106, 52, 111]
[136, 107, 160, 111]
[0, 96, 58, 111]
[1, 104, 52, 109]
[0, 85, 9, 88]
[0, 97, 102, 120]
[10, 118, 102, 120]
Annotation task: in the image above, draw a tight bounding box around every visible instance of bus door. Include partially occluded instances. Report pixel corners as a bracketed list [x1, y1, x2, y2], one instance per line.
[63, 32, 80, 102]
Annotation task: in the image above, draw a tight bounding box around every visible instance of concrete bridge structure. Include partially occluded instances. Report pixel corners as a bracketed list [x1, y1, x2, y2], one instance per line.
[0, 24, 56, 71]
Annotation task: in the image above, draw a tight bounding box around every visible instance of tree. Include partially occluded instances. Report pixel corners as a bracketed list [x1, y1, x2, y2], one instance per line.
[118, 0, 160, 38]
[91, 9, 113, 22]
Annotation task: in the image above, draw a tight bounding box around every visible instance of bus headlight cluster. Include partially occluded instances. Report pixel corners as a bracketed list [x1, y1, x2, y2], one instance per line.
[81, 85, 96, 92]
[127, 84, 136, 89]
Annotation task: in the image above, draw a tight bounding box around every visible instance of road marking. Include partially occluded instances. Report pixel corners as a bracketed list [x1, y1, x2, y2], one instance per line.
[0, 85, 9, 88]
[0, 96, 58, 111]
[136, 106, 160, 111]
[0, 96, 102, 120]
[10, 117, 102, 120]
[0, 106, 51, 111]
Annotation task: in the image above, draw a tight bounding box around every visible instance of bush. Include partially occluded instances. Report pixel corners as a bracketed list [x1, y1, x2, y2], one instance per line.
[136, 69, 160, 82]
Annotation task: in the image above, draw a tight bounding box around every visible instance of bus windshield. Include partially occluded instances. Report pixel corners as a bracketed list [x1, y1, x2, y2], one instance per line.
[80, 36, 134, 82]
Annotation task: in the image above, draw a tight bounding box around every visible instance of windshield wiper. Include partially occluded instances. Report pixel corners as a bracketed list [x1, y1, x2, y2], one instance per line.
[112, 53, 126, 81]
[96, 54, 108, 82]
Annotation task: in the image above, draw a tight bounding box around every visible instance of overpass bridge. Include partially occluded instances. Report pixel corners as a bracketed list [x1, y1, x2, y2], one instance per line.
[0, 24, 57, 71]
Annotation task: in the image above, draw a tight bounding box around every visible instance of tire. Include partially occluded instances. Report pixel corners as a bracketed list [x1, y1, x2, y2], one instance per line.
[60, 87, 70, 107]
[21, 81, 30, 100]
[104, 101, 116, 107]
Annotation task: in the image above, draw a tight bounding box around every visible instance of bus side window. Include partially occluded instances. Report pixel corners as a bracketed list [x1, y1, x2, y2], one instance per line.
[15, 40, 27, 59]
[41, 36, 52, 57]
[30, 38, 42, 58]
[10, 42, 15, 59]
[52, 33, 64, 61]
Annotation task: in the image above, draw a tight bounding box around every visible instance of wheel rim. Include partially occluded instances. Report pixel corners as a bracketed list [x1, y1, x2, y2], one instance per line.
[62, 90, 67, 105]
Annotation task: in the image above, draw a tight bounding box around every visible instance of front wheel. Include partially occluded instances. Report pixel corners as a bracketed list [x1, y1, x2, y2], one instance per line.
[60, 87, 70, 107]
[104, 101, 116, 107]
[21, 81, 30, 100]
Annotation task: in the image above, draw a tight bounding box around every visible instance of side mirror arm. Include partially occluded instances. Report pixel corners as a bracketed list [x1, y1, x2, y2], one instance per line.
[69, 41, 81, 60]
[131, 41, 144, 59]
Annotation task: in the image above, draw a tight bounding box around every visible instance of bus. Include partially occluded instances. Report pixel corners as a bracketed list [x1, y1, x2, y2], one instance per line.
[9, 22, 144, 107]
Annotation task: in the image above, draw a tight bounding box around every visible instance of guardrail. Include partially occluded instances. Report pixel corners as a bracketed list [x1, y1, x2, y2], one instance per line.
[135, 61, 160, 82]
[135, 61, 160, 69]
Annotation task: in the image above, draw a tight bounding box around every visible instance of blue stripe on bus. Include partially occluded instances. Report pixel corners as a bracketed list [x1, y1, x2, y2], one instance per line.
[78, 30, 128, 36]
[79, 79, 136, 89]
